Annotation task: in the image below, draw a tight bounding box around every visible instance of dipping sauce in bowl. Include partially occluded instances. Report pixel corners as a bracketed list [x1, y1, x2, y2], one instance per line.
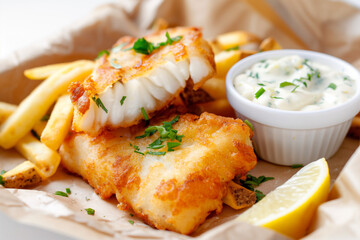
[226, 50, 360, 166]
[233, 55, 356, 111]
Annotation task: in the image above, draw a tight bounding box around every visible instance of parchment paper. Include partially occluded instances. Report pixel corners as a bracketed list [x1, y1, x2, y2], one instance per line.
[0, 0, 359, 239]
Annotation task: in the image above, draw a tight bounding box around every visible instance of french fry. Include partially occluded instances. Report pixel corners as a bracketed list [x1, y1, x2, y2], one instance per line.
[196, 99, 235, 118]
[15, 133, 61, 178]
[2, 161, 44, 188]
[216, 31, 261, 50]
[215, 50, 242, 77]
[0, 60, 94, 149]
[0, 102, 16, 123]
[41, 94, 73, 150]
[208, 40, 222, 55]
[24, 62, 72, 80]
[201, 78, 226, 99]
[223, 181, 256, 210]
[0, 102, 48, 136]
[260, 37, 282, 51]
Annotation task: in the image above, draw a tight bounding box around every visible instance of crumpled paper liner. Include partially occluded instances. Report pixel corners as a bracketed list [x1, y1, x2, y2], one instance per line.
[0, 0, 359, 239]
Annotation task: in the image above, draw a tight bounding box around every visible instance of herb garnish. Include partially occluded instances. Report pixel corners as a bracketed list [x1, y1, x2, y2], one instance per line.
[270, 96, 283, 99]
[257, 83, 265, 86]
[141, 107, 149, 121]
[125, 32, 182, 55]
[92, 96, 108, 113]
[41, 114, 50, 121]
[291, 164, 303, 168]
[85, 208, 95, 215]
[55, 191, 68, 197]
[225, 46, 240, 51]
[239, 174, 274, 202]
[328, 83, 337, 90]
[128, 220, 134, 225]
[280, 81, 296, 88]
[244, 120, 254, 131]
[96, 50, 109, 60]
[133, 115, 183, 155]
[120, 96, 126, 105]
[255, 87, 265, 99]
[0, 176, 4, 186]
[31, 129, 41, 141]
[66, 188, 71, 195]
[0, 170, 6, 175]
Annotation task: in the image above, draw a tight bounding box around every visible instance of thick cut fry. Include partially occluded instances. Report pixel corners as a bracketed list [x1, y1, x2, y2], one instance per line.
[223, 181, 256, 210]
[196, 99, 235, 118]
[260, 37, 282, 51]
[24, 62, 71, 80]
[33, 121, 47, 137]
[240, 50, 258, 59]
[208, 40, 222, 55]
[2, 161, 43, 188]
[41, 94, 73, 150]
[217, 31, 261, 50]
[15, 133, 61, 178]
[201, 78, 226, 99]
[215, 50, 241, 77]
[0, 60, 94, 149]
[0, 102, 16, 123]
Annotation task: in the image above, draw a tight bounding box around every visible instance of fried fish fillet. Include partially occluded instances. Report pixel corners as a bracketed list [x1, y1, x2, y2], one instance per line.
[59, 113, 256, 234]
[70, 27, 215, 135]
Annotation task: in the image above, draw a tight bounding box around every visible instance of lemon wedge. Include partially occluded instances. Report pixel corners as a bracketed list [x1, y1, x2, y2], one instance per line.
[236, 158, 330, 239]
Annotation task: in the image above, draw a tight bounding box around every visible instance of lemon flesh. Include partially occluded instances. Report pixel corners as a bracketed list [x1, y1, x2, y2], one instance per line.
[237, 158, 330, 239]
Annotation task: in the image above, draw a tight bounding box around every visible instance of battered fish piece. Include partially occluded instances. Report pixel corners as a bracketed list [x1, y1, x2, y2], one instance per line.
[70, 27, 215, 135]
[59, 113, 256, 234]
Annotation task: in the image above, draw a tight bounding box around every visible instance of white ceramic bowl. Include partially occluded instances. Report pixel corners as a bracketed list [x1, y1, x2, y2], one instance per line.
[226, 50, 360, 166]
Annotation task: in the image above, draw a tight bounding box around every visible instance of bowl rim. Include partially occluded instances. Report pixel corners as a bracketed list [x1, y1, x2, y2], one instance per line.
[226, 49, 360, 129]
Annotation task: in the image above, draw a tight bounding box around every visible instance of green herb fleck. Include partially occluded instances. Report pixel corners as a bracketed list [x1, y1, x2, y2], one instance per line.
[255, 190, 265, 202]
[244, 120, 254, 131]
[0, 176, 4, 186]
[291, 164, 303, 168]
[257, 83, 265, 86]
[85, 208, 95, 215]
[167, 142, 181, 152]
[125, 32, 182, 55]
[120, 96, 126, 105]
[146, 151, 166, 156]
[1, 170, 7, 175]
[130, 143, 144, 155]
[41, 114, 50, 121]
[255, 87, 265, 99]
[31, 129, 41, 141]
[225, 46, 240, 51]
[129, 213, 134, 217]
[328, 83, 337, 90]
[111, 42, 128, 53]
[92, 96, 108, 113]
[96, 50, 109, 60]
[128, 220, 134, 225]
[141, 107, 149, 121]
[55, 191, 68, 197]
[66, 188, 71, 195]
[240, 174, 274, 192]
[270, 96, 283, 99]
[280, 81, 296, 88]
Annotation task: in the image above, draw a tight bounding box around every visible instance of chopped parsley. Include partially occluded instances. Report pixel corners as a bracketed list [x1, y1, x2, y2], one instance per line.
[31, 129, 41, 141]
[133, 115, 183, 155]
[244, 120, 254, 131]
[128, 220, 134, 225]
[85, 208, 95, 215]
[55, 191, 68, 197]
[120, 96, 126, 105]
[41, 114, 50, 121]
[225, 46, 240, 51]
[255, 87, 265, 99]
[0, 176, 4, 186]
[291, 164, 303, 168]
[328, 83, 337, 90]
[239, 174, 274, 202]
[92, 96, 108, 113]
[125, 32, 182, 55]
[141, 107, 149, 121]
[95, 50, 109, 60]
[66, 188, 71, 195]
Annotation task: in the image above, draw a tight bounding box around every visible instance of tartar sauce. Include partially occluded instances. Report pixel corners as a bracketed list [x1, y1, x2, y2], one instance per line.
[233, 55, 356, 111]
